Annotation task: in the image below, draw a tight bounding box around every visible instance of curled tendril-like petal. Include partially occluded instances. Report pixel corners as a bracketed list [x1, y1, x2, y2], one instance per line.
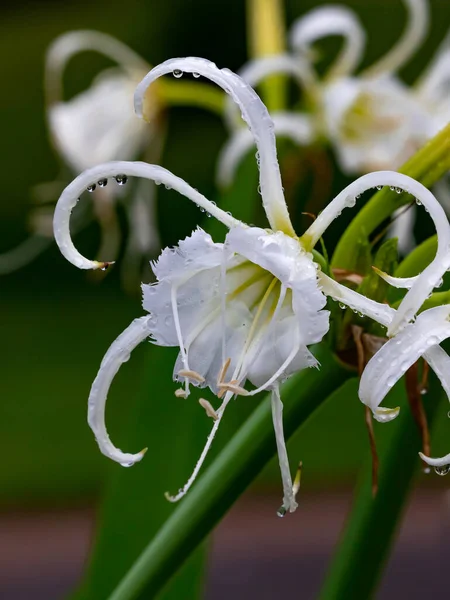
[53, 160, 243, 270]
[360, 305, 450, 421]
[216, 112, 314, 188]
[289, 5, 366, 78]
[87, 316, 151, 466]
[302, 171, 450, 336]
[45, 30, 148, 106]
[223, 54, 316, 130]
[134, 57, 295, 236]
[362, 0, 429, 78]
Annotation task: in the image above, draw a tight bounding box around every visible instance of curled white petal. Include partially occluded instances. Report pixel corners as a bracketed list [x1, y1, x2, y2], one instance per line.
[289, 5, 366, 78]
[45, 30, 148, 105]
[372, 267, 416, 289]
[388, 205, 416, 255]
[302, 171, 450, 335]
[53, 160, 243, 270]
[224, 55, 316, 130]
[272, 385, 297, 513]
[134, 57, 294, 235]
[318, 272, 395, 328]
[217, 112, 314, 188]
[359, 305, 450, 418]
[88, 316, 151, 466]
[363, 0, 429, 77]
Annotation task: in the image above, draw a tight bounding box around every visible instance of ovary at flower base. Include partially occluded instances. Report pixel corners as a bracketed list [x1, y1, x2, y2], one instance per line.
[53, 56, 450, 514]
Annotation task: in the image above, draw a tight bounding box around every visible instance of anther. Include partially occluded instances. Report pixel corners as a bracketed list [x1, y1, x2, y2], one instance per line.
[217, 358, 231, 386]
[175, 388, 188, 398]
[199, 398, 219, 421]
[178, 369, 205, 383]
[218, 380, 249, 396]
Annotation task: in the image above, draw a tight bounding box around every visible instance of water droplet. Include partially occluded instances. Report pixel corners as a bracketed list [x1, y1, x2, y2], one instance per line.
[395, 187, 402, 194]
[423, 466, 431, 474]
[389, 186, 395, 191]
[257, 185, 262, 195]
[193, 71, 200, 78]
[386, 377, 396, 388]
[115, 174, 128, 185]
[434, 465, 450, 476]
[416, 199, 422, 206]
[173, 69, 183, 78]
[87, 183, 96, 192]
[165, 184, 171, 190]
[338, 303, 346, 310]
[376, 185, 383, 190]
[276, 506, 287, 518]
[121, 461, 135, 468]
[420, 387, 428, 395]
[98, 178, 108, 187]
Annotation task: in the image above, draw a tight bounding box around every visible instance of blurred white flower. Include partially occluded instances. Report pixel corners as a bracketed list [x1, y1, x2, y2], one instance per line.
[52, 57, 446, 512]
[219, 0, 449, 254]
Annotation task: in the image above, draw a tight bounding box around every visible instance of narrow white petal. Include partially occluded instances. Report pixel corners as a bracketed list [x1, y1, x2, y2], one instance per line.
[363, 0, 429, 77]
[289, 5, 366, 78]
[359, 305, 450, 419]
[372, 267, 416, 289]
[53, 161, 243, 270]
[419, 344, 450, 469]
[388, 205, 416, 255]
[217, 112, 314, 188]
[224, 55, 316, 130]
[0, 235, 52, 275]
[318, 272, 395, 328]
[134, 57, 295, 235]
[271, 386, 297, 513]
[87, 316, 151, 466]
[302, 172, 450, 335]
[45, 30, 148, 105]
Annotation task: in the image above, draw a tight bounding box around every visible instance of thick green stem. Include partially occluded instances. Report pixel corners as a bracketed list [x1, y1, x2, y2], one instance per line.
[108, 345, 352, 600]
[332, 124, 450, 270]
[246, 0, 287, 111]
[319, 372, 443, 600]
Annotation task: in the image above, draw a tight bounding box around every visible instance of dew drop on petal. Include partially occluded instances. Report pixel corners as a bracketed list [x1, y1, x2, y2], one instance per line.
[115, 174, 128, 185]
[376, 185, 383, 190]
[276, 506, 287, 518]
[98, 178, 108, 187]
[193, 72, 200, 78]
[338, 303, 346, 310]
[434, 465, 450, 476]
[423, 466, 431, 474]
[87, 183, 96, 192]
[173, 69, 183, 78]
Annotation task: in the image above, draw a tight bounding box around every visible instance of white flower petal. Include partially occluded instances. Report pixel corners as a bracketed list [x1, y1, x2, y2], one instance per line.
[359, 305, 450, 420]
[134, 57, 295, 235]
[362, 0, 429, 77]
[45, 30, 148, 105]
[372, 268, 416, 289]
[302, 171, 450, 335]
[49, 73, 149, 172]
[289, 5, 366, 78]
[388, 205, 416, 255]
[223, 55, 315, 130]
[318, 272, 395, 328]
[271, 385, 297, 513]
[53, 161, 243, 270]
[216, 112, 314, 188]
[87, 316, 151, 466]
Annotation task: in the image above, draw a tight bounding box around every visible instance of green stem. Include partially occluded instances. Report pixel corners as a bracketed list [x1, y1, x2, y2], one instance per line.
[319, 373, 443, 600]
[394, 235, 437, 277]
[158, 79, 225, 117]
[108, 345, 352, 600]
[246, 0, 287, 111]
[332, 124, 450, 270]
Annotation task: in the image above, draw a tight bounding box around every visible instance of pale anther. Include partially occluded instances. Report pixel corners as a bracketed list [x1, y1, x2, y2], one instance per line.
[199, 398, 219, 421]
[217, 381, 249, 396]
[175, 388, 188, 398]
[178, 369, 205, 383]
[217, 357, 231, 386]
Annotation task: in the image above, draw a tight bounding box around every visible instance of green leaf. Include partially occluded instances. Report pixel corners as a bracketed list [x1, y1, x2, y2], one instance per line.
[319, 370, 443, 600]
[359, 237, 398, 304]
[107, 345, 353, 600]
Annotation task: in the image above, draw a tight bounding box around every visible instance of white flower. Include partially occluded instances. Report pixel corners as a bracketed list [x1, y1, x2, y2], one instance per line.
[53, 57, 446, 512]
[218, 0, 449, 254]
[0, 30, 160, 284]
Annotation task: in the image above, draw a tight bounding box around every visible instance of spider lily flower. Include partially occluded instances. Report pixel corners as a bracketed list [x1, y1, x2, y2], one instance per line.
[218, 0, 435, 188]
[53, 57, 444, 513]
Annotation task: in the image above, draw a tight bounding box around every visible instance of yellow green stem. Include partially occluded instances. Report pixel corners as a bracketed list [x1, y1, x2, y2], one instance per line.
[158, 79, 225, 117]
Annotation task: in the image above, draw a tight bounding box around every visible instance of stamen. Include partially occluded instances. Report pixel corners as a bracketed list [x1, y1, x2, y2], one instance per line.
[165, 393, 233, 502]
[178, 369, 205, 383]
[175, 388, 188, 398]
[217, 357, 231, 386]
[199, 398, 219, 420]
[217, 381, 249, 396]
